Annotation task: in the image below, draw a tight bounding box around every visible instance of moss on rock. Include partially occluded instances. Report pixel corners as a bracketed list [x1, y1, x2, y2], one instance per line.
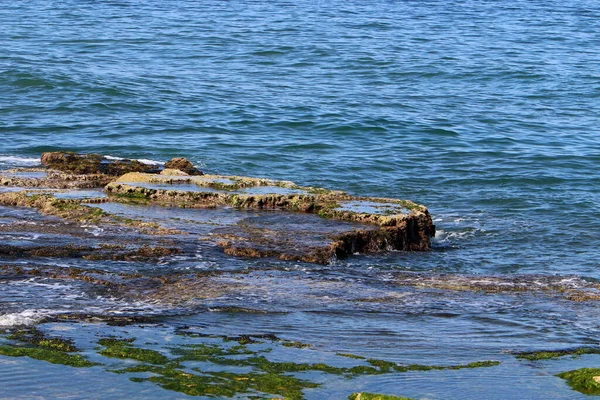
[557, 368, 600, 395]
[7, 327, 78, 352]
[349, 393, 413, 400]
[0, 345, 98, 367]
[98, 337, 169, 365]
[0, 191, 182, 235]
[516, 347, 600, 361]
[41, 152, 160, 176]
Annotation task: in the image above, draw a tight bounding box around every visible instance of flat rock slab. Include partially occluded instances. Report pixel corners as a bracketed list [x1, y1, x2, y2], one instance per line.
[0, 158, 435, 264]
[105, 172, 435, 263]
[0, 168, 114, 189]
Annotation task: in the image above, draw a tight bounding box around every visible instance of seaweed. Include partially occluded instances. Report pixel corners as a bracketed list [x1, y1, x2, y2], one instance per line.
[0, 345, 98, 368]
[557, 368, 600, 395]
[7, 327, 77, 352]
[0, 327, 500, 399]
[348, 393, 413, 400]
[98, 337, 169, 365]
[515, 347, 600, 361]
[337, 353, 367, 360]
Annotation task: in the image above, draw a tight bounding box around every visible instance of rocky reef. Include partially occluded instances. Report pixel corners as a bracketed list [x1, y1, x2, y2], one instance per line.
[40, 152, 162, 176]
[0, 152, 434, 264]
[105, 172, 435, 262]
[0, 324, 499, 399]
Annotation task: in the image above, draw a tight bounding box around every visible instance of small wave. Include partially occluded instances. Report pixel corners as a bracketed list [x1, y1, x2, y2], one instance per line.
[394, 272, 595, 293]
[0, 156, 40, 166]
[0, 309, 52, 327]
[104, 155, 165, 166]
[434, 229, 481, 242]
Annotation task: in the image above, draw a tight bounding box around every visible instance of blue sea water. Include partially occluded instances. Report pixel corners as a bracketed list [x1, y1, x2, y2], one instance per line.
[1, 1, 600, 399]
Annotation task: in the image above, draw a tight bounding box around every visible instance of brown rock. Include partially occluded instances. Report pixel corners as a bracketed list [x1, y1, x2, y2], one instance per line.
[164, 158, 203, 175]
[40, 152, 78, 166]
[40, 152, 160, 176]
[160, 168, 189, 176]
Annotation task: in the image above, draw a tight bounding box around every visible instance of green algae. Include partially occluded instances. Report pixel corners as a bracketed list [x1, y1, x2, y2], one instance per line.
[0, 345, 97, 367]
[337, 353, 367, 360]
[98, 337, 169, 365]
[170, 343, 254, 362]
[362, 358, 500, 374]
[241, 356, 346, 375]
[516, 347, 600, 361]
[1, 327, 500, 398]
[0, 326, 97, 368]
[115, 363, 318, 399]
[124, 365, 318, 399]
[7, 327, 78, 352]
[459, 360, 502, 369]
[173, 345, 499, 378]
[348, 393, 413, 400]
[281, 340, 312, 349]
[557, 368, 600, 395]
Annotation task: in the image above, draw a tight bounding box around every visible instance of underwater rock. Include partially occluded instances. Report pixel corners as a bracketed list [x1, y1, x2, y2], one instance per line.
[0, 191, 182, 235]
[349, 393, 413, 400]
[163, 157, 203, 175]
[0, 168, 114, 189]
[41, 152, 160, 176]
[557, 368, 600, 395]
[514, 347, 600, 361]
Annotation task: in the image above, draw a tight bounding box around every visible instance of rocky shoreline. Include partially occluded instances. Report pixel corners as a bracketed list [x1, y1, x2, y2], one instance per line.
[0, 152, 435, 264]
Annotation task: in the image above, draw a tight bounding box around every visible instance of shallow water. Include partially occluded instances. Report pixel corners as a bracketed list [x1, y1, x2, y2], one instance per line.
[1, 0, 600, 398]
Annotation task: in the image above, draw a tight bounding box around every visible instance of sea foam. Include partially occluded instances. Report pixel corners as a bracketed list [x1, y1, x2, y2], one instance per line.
[0, 309, 50, 327]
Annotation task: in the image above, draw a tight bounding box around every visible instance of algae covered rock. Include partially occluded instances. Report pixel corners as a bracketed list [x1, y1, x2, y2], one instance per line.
[164, 157, 203, 176]
[40, 152, 160, 176]
[105, 172, 435, 263]
[349, 393, 413, 400]
[557, 368, 600, 395]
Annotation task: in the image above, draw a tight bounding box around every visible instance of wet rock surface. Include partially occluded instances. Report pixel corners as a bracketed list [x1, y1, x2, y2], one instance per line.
[40, 152, 160, 176]
[1, 156, 599, 399]
[105, 172, 435, 261]
[0, 152, 438, 272]
[163, 157, 203, 176]
[0, 168, 113, 189]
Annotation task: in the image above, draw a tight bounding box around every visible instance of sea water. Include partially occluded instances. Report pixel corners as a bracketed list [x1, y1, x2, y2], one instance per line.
[1, 1, 599, 399]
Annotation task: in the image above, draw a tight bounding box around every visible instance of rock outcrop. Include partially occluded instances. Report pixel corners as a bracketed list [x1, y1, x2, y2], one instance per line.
[41, 152, 160, 176]
[106, 172, 435, 262]
[163, 158, 203, 176]
[0, 153, 435, 264]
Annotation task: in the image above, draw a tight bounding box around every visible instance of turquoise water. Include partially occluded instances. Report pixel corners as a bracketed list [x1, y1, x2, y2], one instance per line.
[1, 1, 600, 399]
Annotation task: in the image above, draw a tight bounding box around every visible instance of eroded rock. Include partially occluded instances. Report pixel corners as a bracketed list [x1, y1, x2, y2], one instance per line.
[105, 172, 435, 262]
[41, 152, 160, 176]
[0, 168, 114, 189]
[163, 158, 203, 176]
[1, 152, 435, 264]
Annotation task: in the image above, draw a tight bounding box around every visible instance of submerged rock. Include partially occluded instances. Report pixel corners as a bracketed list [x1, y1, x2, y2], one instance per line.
[557, 368, 600, 395]
[0, 168, 113, 189]
[41, 152, 160, 176]
[349, 393, 413, 400]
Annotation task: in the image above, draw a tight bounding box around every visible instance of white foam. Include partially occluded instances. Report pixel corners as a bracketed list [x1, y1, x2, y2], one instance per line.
[0, 309, 50, 327]
[0, 156, 40, 166]
[104, 155, 165, 166]
[136, 158, 165, 166]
